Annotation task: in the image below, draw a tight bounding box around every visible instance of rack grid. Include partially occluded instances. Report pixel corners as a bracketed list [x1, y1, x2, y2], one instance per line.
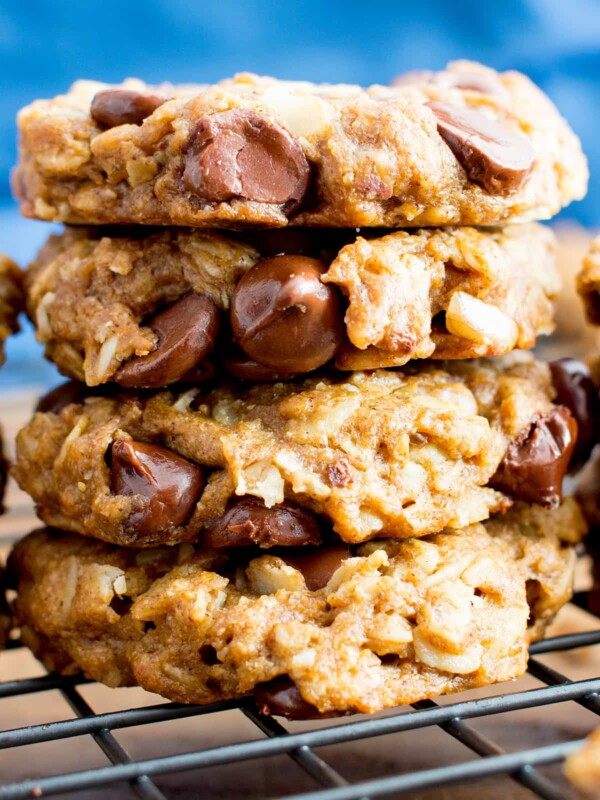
[0, 591, 599, 800]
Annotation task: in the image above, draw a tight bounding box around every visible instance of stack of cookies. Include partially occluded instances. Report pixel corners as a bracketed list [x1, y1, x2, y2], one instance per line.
[3, 61, 595, 717]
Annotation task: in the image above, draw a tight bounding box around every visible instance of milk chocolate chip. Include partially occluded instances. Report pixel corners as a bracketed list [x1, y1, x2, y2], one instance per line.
[182, 109, 310, 206]
[231, 255, 343, 373]
[550, 357, 599, 469]
[115, 293, 219, 388]
[254, 676, 329, 720]
[427, 101, 535, 194]
[223, 348, 297, 382]
[91, 90, 166, 128]
[110, 439, 205, 536]
[490, 407, 578, 507]
[204, 497, 322, 549]
[282, 544, 352, 591]
[36, 381, 87, 414]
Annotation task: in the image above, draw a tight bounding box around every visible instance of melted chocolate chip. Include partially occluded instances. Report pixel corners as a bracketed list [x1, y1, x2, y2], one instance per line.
[244, 229, 320, 258]
[204, 497, 322, 549]
[115, 293, 220, 389]
[231, 255, 344, 373]
[427, 101, 535, 195]
[36, 381, 87, 414]
[223, 351, 297, 382]
[182, 109, 310, 206]
[550, 358, 599, 470]
[490, 407, 578, 507]
[281, 544, 352, 591]
[91, 90, 166, 128]
[254, 676, 330, 720]
[110, 439, 205, 536]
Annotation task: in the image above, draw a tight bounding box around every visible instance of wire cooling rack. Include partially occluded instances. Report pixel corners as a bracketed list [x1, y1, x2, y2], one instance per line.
[0, 591, 599, 800]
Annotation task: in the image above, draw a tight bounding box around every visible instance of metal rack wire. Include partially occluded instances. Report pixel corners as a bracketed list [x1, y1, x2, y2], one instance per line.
[0, 592, 599, 800]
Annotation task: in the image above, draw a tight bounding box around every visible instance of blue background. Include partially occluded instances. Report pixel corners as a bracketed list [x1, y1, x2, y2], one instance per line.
[1, 0, 599, 387]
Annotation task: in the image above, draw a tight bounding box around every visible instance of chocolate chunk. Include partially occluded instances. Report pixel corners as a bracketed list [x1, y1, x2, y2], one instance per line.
[245, 229, 320, 258]
[110, 439, 205, 536]
[91, 90, 166, 128]
[427, 101, 535, 195]
[204, 497, 322, 549]
[490, 407, 578, 507]
[223, 351, 297, 382]
[36, 381, 87, 414]
[550, 358, 599, 470]
[230, 255, 343, 373]
[254, 676, 330, 720]
[281, 544, 352, 591]
[182, 109, 310, 206]
[115, 293, 220, 389]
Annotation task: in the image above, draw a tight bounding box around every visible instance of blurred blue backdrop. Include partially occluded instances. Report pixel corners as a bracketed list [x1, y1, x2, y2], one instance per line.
[1, 0, 600, 387]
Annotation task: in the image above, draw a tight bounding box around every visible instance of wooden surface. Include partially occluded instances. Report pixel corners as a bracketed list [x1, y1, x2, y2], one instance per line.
[2, 227, 600, 799]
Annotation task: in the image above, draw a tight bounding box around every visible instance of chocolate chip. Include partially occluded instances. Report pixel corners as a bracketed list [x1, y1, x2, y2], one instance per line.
[550, 358, 599, 470]
[91, 90, 166, 128]
[254, 676, 330, 720]
[490, 407, 578, 507]
[204, 497, 322, 549]
[36, 381, 87, 414]
[231, 255, 344, 373]
[178, 359, 217, 385]
[110, 439, 205, 536]
[427, 101, 535, 195]
[115, 293, 220, 389]
[244, 229, 320, 258]
[223, 351, 297, 382]
[182, 109, 310, 206]
[281, 544, 352, 591]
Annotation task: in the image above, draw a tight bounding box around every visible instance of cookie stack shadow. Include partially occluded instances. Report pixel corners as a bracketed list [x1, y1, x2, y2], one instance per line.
[1, 61, 597, 718]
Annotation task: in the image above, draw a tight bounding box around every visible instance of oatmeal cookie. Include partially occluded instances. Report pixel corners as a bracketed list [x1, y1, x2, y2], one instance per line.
[13, 355, 578, 547]
[577, 236, 600, 327]
[7, 500, 584, 715]
[0, 568, 9, 649]
[13, 61, 587, 229]
[26, 224, 559, 386]
[565, 728, 600, 799]
[0, 254, 22, 366]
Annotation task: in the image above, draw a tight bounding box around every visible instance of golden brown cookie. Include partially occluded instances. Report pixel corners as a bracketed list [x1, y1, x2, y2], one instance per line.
[8, 500, 584, 716]
[14, 62, 587, 229]
[565, 728, 600, 799]
[13, 355, 578, 547]
[0, 254, 22, 366]
[25, 224, 559, 386]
